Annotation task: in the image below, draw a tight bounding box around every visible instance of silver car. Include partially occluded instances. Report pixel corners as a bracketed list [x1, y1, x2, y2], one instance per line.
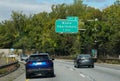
[74, 54, 94, 68]
[20, 54, 28, 61]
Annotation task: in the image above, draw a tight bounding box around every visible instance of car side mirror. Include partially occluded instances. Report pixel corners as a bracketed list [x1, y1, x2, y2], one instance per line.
[25, 59, 28, 62]
[52, 58, 55, 60]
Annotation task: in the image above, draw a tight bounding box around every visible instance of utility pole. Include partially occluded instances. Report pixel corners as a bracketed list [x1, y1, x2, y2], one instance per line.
[79, 29, 86, 54]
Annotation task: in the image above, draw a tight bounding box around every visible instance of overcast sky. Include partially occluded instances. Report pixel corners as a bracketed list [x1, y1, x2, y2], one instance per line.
[0, 0, 116, 22]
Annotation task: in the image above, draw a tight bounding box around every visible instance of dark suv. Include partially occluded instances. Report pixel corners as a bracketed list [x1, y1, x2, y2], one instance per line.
[74, 54, 94, 68]
[25, 53, 54, 78]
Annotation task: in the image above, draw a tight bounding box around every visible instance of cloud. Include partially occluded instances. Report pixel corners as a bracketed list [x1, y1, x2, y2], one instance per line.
[36, 0, 73, 4]
[0, 0, 52, 22]
[84, 0, 115, 10]
[0, 0, 116, 22]
[85, 0, 106, 3]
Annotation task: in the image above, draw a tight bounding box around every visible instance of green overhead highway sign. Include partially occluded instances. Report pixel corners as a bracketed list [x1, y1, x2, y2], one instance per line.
[55, 17, 78, 33]
[55, 19, 78, 33]
[67, 16, 78, 21]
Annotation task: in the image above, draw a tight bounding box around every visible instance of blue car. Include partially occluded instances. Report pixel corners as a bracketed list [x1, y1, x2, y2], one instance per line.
[25, 53, 54, 78]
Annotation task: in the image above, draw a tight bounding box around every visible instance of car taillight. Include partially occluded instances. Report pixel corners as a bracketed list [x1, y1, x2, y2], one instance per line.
[46, 60, 52, 64]
[27, 61, 32, 64]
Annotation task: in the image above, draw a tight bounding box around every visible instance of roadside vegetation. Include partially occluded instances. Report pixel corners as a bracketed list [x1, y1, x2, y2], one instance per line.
[0, 0, 120, 59]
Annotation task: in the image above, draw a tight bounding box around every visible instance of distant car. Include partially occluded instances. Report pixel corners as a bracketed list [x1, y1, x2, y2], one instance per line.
[20, 54, 28, 61]
[25, 53, 54, 78]
[8, 54, 17, 58]
[74, 54, 94, 68]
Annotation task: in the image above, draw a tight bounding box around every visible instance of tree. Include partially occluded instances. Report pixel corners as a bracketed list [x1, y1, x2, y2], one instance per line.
[0, 0, 120, 58]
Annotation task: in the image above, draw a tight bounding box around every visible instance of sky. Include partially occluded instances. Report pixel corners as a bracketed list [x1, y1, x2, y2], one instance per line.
[0, 0, 116, 22]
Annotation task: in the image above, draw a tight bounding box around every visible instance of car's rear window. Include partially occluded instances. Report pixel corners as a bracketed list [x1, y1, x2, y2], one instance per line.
[29, 55, 49, 61]
[78, 55, 91, 59]
[21, 54, 27, 57]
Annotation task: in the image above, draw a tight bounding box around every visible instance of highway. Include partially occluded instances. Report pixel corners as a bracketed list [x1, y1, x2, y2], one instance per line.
[13, 59, 120, 81]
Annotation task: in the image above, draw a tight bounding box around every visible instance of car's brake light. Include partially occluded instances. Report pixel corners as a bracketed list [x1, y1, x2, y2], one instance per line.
[46, 60, 52, 64]
[27, 61, 32, 64]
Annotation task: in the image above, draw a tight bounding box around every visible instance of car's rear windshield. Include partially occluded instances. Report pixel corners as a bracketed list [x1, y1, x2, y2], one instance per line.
[29, 55, 49, 61]
[78, 55, 91, 59]
[21, 54, 27, 57]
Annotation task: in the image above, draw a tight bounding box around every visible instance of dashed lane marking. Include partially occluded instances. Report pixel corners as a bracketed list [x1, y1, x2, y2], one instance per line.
[79, 73, 85, 78]
[70, 68, 74, 71]
[79, 73, 96, 81]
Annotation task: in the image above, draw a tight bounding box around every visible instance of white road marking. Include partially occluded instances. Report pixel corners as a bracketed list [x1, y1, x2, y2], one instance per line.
[79, 73, 85, 78]
[79, 73, 96, 81]
[69, 68, 74, 71]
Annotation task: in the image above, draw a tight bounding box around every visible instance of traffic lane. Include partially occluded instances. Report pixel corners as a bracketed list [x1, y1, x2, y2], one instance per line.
[56, 59, 120, 81]
[13, 73, 26, 81]
[13, 71, 54, 81]
[52, 61, 89, 81]
[14, 59, 120, 81]
[75, 65, 120, 81]
[26, 61, 89, 81]
[14, 60, 90, 81]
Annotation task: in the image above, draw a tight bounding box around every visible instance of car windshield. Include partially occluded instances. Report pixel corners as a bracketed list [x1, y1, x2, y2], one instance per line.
[29, 55, 49, 61]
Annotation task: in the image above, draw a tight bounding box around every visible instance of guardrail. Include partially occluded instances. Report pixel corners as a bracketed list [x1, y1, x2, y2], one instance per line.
[97, 58, 120, 64]
[0, 61, 20, 77]
[54, 56, 120, 64]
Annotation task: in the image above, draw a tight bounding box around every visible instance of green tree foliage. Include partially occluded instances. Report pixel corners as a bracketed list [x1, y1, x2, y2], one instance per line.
[0, 0, 120, 58]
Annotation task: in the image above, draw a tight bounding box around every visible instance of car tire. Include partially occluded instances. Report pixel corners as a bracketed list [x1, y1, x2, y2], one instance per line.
[92, 65, 94, 68]
[51, 73, 55, 77]
[74, 62, 79, 68]
[74, 64, 76, 68]
[26, 73, 31, 78]
[88, 65, 94, 68]
[51, 71, 55, 77]
[74, 65, 76, 68]
[76, 64, 79, 68]
[48, 71, 54, 77]
[26, 75, 30, 78]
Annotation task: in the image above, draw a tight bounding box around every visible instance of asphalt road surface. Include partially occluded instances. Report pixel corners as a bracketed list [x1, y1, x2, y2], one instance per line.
[13, 59, 120, 81]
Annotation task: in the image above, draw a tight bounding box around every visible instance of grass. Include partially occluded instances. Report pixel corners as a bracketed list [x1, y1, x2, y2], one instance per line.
[0, 57, 18, 76]
[0, 64, 18, 77]
[0, 68, 7, 74]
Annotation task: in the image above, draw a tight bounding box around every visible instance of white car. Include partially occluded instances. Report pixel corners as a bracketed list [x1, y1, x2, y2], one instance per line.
[8, 54, 17, 57]
[20, 54, 28, 61]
